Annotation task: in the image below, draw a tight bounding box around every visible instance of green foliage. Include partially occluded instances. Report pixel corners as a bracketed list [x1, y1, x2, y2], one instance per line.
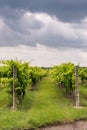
[51, 63, 75, 95]
[0, 78, 8, 88]
[0, 60, 29, 103]
[79, 67, 87, 84]
[0, 59, 47, 104]
[28, 66, 47, 89]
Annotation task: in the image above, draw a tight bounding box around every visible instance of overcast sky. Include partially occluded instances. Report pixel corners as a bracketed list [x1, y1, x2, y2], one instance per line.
[0, 0, 87, 66]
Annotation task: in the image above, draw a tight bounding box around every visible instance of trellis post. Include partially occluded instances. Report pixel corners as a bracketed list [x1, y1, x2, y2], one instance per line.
[75, 65, 80, 107]
[13, 65, 17, 110]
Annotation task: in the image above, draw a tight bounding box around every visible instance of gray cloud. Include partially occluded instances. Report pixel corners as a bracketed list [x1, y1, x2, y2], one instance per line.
[0, 1, 87, 50]
[0, 7, 24, 20]
[0, 0, 87, 22]
[3, 10, 43, 34]
[0, 10, 87, 49]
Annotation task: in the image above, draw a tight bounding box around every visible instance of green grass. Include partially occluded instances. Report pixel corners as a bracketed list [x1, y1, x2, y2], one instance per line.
[0, 88, 10, 108]
[1, 76, 87, 129]
[80, 84, 87, 106]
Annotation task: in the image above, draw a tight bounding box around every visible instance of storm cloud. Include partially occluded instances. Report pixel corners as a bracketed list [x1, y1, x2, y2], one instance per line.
[0, 8, 87, 50]
[0, 0, 87, 48]
[0, 0, 87, 22]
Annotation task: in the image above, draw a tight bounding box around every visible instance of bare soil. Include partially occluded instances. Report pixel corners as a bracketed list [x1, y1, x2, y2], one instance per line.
[39, 120, 87, 130]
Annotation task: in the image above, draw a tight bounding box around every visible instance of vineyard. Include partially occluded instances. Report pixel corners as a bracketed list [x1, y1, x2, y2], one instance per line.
[0, 60, 87, 129]
[0, 60, 47, 110]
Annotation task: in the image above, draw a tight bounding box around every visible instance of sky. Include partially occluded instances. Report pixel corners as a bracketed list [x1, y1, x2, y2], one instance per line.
[0, 0, 87, 66]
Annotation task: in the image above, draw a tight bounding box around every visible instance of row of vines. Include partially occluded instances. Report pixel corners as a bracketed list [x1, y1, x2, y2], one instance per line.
[0, 60, 87, 109]
[50, 63, 87, 106]
[0, 60, 47, 110]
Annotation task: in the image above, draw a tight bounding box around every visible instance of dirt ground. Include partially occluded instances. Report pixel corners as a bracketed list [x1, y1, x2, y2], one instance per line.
[39, 120, 87, 130]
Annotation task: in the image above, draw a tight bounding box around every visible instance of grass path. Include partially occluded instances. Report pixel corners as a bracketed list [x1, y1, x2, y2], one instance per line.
[19, 75, 75, 128]
[0, 75, 87, 129]
[25, 75, 87, 129]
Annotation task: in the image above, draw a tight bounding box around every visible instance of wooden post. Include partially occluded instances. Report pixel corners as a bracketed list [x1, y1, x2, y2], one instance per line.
[75, 65, 79, 107]
[13, 66, 17, 110]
